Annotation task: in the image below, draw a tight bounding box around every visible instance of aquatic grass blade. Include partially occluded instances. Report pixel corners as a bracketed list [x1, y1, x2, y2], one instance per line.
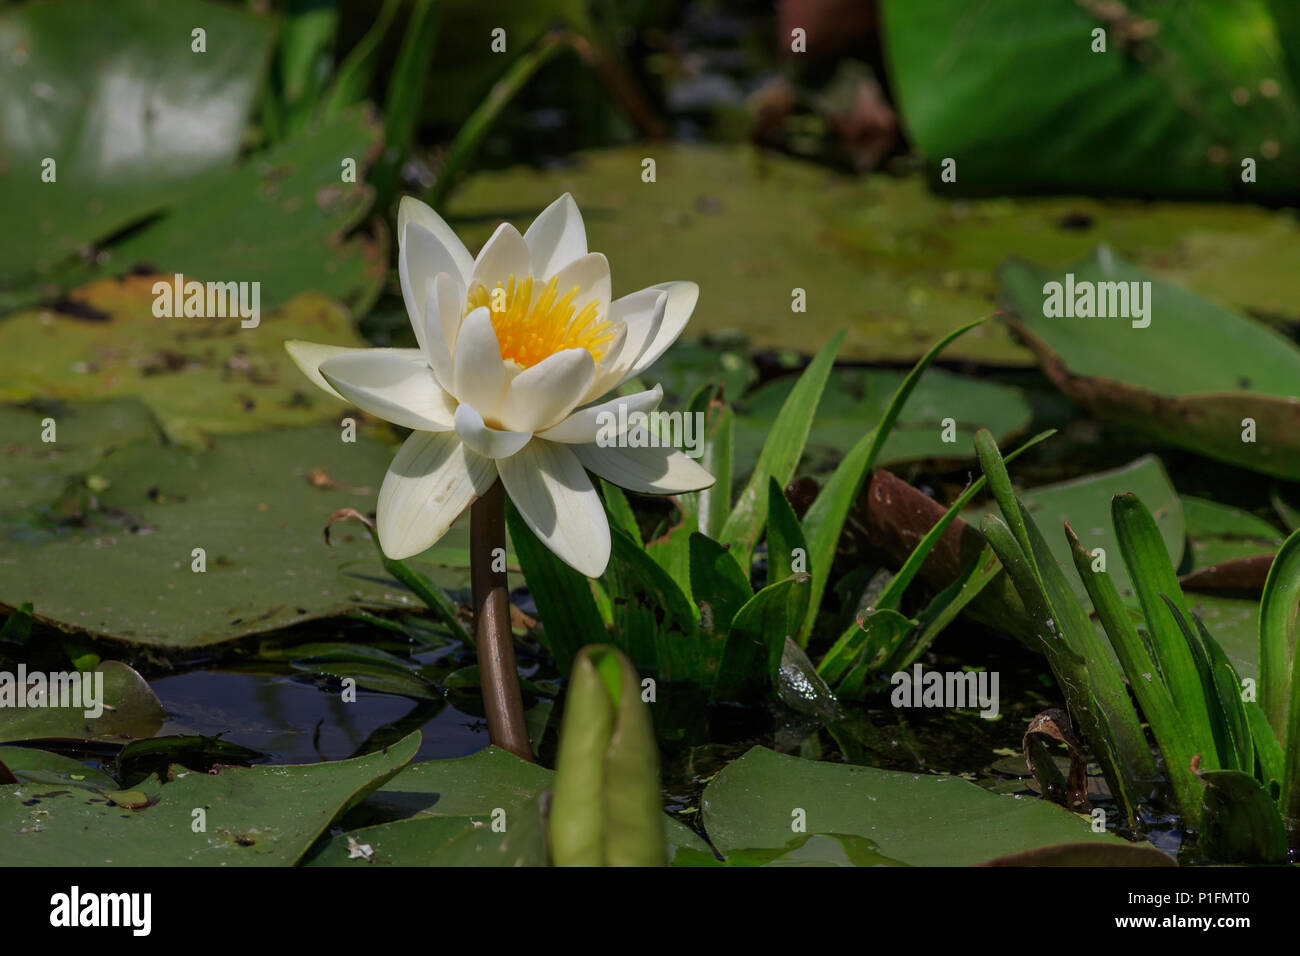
[1112, 493, 1219, 758]
[800, 319, 983, 642]
[712, 575, 807, 702]
[1260, 528, 1300, 739]
[719, 331, 845, 574]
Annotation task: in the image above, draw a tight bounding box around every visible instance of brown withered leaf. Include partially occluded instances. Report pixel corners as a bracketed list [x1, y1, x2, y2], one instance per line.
[1024, 707, 1092, 813]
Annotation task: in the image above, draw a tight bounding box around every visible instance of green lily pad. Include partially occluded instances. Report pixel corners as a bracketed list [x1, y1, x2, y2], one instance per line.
[0, 0, 274, 300]
[701, 746, 1135, 866]
[0, 746, 118, 791]
[450, 149, 1300, 364]
[306, 795, 551, 867]
[446, 146, 1028, 364]
[0, 279, 374, 445]
[734, 366, 1031, 482]
[0, 398, 161, 511]
[0, 416, 424, 646]
[824, 176, 1300, 334]
[674, 832, 907, 867]
[336, 745, 712, 864]
[0, 661, 164, 744]
[1181, 496, 1284, 570]
[94, 108, 387, 315]
[1001, 247, 1300, 480]
[349, 745, 555, 826]
[0, 731, 420, 866]
[883, 0, 1300, 200]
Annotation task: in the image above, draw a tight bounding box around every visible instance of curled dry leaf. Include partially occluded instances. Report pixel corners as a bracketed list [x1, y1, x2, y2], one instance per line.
[1024, 707, 1092, 813]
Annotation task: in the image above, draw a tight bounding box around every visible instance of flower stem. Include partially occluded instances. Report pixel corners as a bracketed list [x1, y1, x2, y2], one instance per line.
[471, 479, 534, 762]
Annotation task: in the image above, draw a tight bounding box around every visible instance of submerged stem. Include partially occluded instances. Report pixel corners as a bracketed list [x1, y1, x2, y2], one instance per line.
[471, 479, 534, 762]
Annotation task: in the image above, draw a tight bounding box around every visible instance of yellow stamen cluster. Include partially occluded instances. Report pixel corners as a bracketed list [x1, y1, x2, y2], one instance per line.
[466, 274, 614, 369]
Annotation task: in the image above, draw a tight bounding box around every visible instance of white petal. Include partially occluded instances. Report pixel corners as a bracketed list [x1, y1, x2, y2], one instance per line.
[286, 342, 424, 402]
[400, 223, 468, 352]
[626, 281, 698, 378]
[498, 348, 595, 433]
[585, 288, 665, 401]
[470, 222, 532, 290]
[538, 385, 663, 444]
[398, 196, 474, 284]
[422, 280, 454, 389]
[454, 403, 532, 459]
[423, 272, 469, 389]
[434, 272, 466, 353]
[573, 443, 715, 495]
[548, 252, 611, 317]
[451, 307, 507, 416]
[498, 440, 610, 577]
[377, 431, 496, 560]
[319, 351, 456, 431]
[523, 193, 587, 279]
[285, 340, 370, 401]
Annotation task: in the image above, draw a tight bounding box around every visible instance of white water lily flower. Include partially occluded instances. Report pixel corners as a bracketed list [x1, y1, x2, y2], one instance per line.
[286, 194, 713, 576]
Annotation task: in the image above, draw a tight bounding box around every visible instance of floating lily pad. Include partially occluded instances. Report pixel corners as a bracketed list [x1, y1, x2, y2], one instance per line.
[450, 150, 1300, 364]
[1180, 496, 1284, 570]
[0, 278, 375, 445]
[0, 732, 419, 866]
[701, 746, 1134, 866]
[0, 398, 161, 511]
[0, 661, 164, 744]
[734, 366, 1031, 482]
[0, 746, 118, 791]
[883, 0, 1300, 199]
[0, 0, 274, 299]
[306, 795, 551, 867]
[0, 415, 423, 646]
[447, 146, 1027, 363]
[345, 744, 555, 827]
[674, 832, 907, 867]
[1001, 248, 1300, 480]
[334, 745, 711, 863]
[825, 176, 1300, 333]
[94, 108, 388, 315]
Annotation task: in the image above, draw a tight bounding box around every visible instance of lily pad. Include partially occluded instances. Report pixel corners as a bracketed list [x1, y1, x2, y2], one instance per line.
[734, 366, 1031, 482]
[0, 746, 118, 791]
[1001, 247, 1300, 480]
[93, 108, 388, 315]
[1180, 496, 1284, 570]
[0, 731, 420, 866]
[674, 832, 907, 867]
[701, 746, 1135, 866]
[0, 278, 374, 445]
[348, 744, 555, 826]
[306, 795, 551, 867]
[451, 150, 1300, 364]
[0, 398, 161, 511]
[0, 415, 423, 646]
[0, 661, 164, 744]
[0, 0, 274, 299]
[335, 745, 711, 863]
[446, 146, 1027, 363]
[883, 0, 1300, 199]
